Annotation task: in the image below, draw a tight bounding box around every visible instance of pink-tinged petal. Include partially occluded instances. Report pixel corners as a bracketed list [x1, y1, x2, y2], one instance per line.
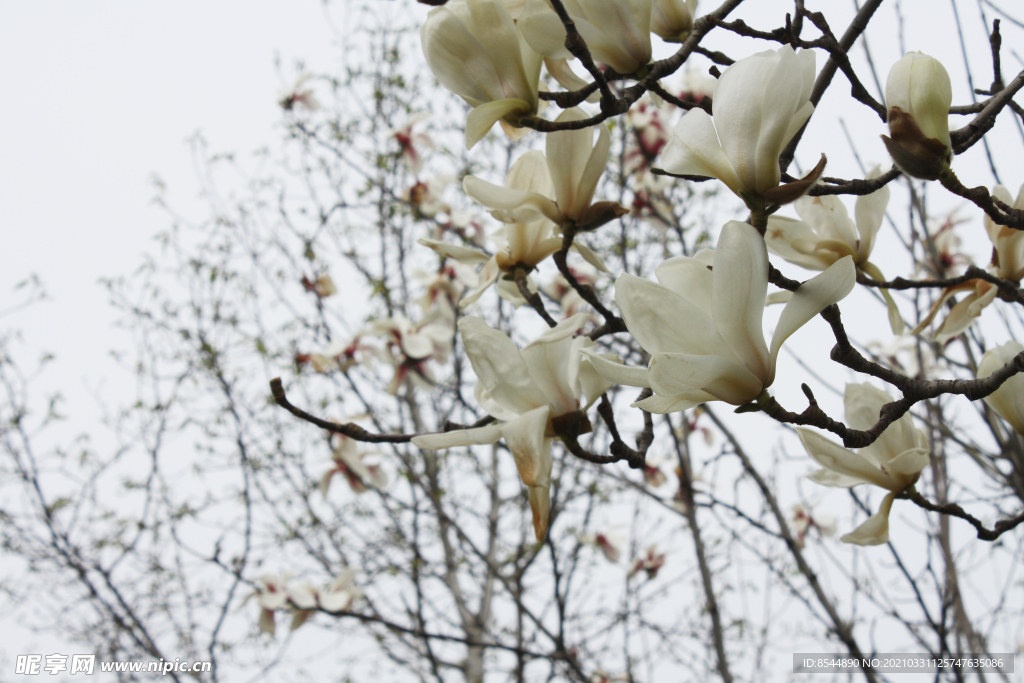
[614, 273, 727, 358]
[458, 317, 550, 413]
[797, 428, 892, 490]
[840, 492, 896, 546]
[632, 392, 713, 414]
[463, 175, 560, 224]
[578, 347, 651, 388]
[419, 238, 492, 264]
[527, 484, 551, 541]
[658, 109, 742, 196]
[412, 423, 504, 450]
[466, 98, 533, 149]
[854, 166, 890, 261]
[713, 221, 771, 385]
[767, 255, 854, 385]
[648, 352, 764, 405]
[654, 249, 715, 313]
[500, 406, 553, 487]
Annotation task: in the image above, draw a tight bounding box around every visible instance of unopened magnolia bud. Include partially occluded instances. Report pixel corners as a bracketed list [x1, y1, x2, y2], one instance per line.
[651, 0, 697, 43]
[882, 52, 952, 180]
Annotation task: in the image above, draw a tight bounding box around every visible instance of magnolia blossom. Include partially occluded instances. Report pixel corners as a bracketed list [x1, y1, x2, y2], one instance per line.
[798, 383, 929, 545]
[262, 569, 362, 633]
[421, 0, 542, 148]
[320, 435, 388, 496]
[765, 166, 903, 332]
[628, 545, 666, 579]
[651, 0, 697, 43]
[882, 52, 952, 180]
[278, 74, 320, 112]
[580, 531, 623, 562]
[388, 112, 433, 175]
[519, 0, 652, 75]
[789, 503, 836, 549]
[986, 183, 1024, 282]
[421, 150, 610, 308]
[371, 314, 452, 394]
[251, 573, 290, 635]
[625, 95, 674, 172]
[296, 335, 377, 374]
[977, 341, 1024, 434]
[301, 274, 337, 298]
[540, 261, 599, 319]
[658, 45, 818, 204]
[464, 108, 626, 231]
[412, 314, 616, 541]
[583, 221, 855, 413]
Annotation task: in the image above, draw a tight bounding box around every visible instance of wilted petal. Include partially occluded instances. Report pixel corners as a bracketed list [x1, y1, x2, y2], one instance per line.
[501, 406, 553, 487]
[527, 484, 551, 541]
[841, 492, 896, 545]
[767, 255, 855, 385]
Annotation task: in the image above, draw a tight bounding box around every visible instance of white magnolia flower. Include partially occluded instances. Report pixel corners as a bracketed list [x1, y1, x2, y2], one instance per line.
[388, 112, 433, 175]
[882, 52, 952, 180]
[658, 45, 817, 204]
[651, 0, 697, 43]
[519, 0, 653, 75]
[977, 341, 1024, 434]
[421, 0, 542, 148]
[370, 314, 452, 394]
[765, 166, 903, 333]
[464, 108, 624, 231]
[798, 383, 929, 546]
[421, 149, 610, 308]
[285, 568, 361, 631]
[412, 314, 615, 541]
[279, 74, 320, 112]
[789, 503, 836, 548]
[583, 221, 854, 413]
[250, 573, 291, 635]
[986, 183, 1024, 282]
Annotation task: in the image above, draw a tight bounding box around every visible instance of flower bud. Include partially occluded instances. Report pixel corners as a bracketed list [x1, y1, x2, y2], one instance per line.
[881, 52, 952, 180]
[977, 341, 1024, 435]
[651, 0, 697, 43]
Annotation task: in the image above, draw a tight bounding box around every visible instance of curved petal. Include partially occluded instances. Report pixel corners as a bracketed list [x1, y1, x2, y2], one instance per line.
[978, 341, 1024, 434]
[574, 121, 611, 220]
[421, 6, 503, 104]
[574, 344, 617, 408]
[933, 285, 997, 344]
[632, 392, 713, 413]
[546, 108, 595, 220]
[501, 406, 553, 487]
[466, 98, 532, 149]
[615, 273, 729, 358]
[569, 241, 610, 273]
[840, 491, 896, 546]
[794, 194, 857, 248]
[713, 221, 771, 385]
[654, 250, 715, 313]
[658, 109, 742, 196]
[768, 255, 855, 385]
[808, 467, 869, 488]
[459, 317, 550, 413]
[521, 327, 582, 415]
[578, 347, 651, 388]
[854, 166, 890, 261]
[419, 238, 492, 264]
[752, 46, 813, 193]
[460, 258, 501, 308]
[764, 216, 834, 271]
[648, 352, 764, 405]
[464, 175, 561, 224]
[797, 428, 892, 490]
[412, 423, 504, 450]
[544, 58, 600, 102]
[527, 484, 551, 541]
[519, 0, 573, 59]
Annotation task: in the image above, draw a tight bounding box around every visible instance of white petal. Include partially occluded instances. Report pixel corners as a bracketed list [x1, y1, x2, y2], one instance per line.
[853, 166, 890, 261]
[658, 109, 742, 196]
[521, 330, 580, 415]
[654, 250, 715, 313]
[578, 347, 651, 388]
[546, 108, 595, 220]
[764, 216, 834, 271]
[632, 392, 712, 413]
[713, 221, 771, 385]
[574, 121, 611, 220]
[808, 467, 869, 488]
[796, 428, 892, 490]
[615, 273, 728, 358]
[459, 317, 550, 413]
[767, 255, 854, 385]
[519, 0, 573, 59]
[648, 352, 764, 405]
[419, 238, 492, 264]
[794, 194, 857, 249]
[570, 241, 610, 273]
[574, 343, 616, 409]
[841, 491, 896, 546]
[978, 341, 1024, 434]
[466, 98, 533, 149]
[463, 175, 560, 224]
[412, 423, 504, 450]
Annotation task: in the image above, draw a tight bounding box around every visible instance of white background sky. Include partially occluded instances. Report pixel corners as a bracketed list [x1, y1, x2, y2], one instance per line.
[1, 0, 1022, 677]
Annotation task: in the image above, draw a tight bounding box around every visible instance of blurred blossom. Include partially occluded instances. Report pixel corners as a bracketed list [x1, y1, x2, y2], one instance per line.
[371, 314, 453, 394]
[651, 0, 697, 43]
[295, 336, 377, 374]
[388, 112, 433, 175]
[867, 336, 937, 380]
[321, 435, 388, 495]
[789, 503, 836, 548]
[404, 175, 454, 218]
[677, 67, 716, 104]
[540, 262, 599, 318]
[581, 531, 623, 562]
[249, 573, 291, 635]
[279, 74, 320, 111]
[301, 274, 337, 298]
[520, 0, 653, 75]
[985, 183, 1024, 282]
[625, 95, 674, 170]
[977, 341, 1024, 435]
[799, 383, 929, 546]
[628, 545, 666, 580]
[882, 52, 952, 180]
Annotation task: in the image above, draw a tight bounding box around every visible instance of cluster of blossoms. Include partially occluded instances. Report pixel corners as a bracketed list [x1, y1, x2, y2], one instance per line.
[274, 0, 1024, 557]
[248, 570, 360, 636]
